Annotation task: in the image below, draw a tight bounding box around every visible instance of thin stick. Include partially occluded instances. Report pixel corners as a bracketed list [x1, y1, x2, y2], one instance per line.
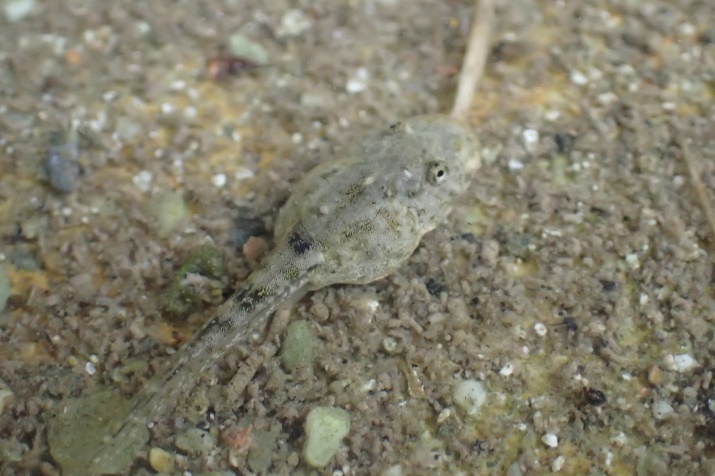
[680, 139, 715, 248]
[451, 0, 496, 121]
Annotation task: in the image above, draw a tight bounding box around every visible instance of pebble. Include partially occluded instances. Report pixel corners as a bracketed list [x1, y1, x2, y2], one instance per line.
[227, 33, 269, 65]
[506, 462, 522, 476]
[4, 0, 35, 22]
[552, 455, 565, 472]
[522, 129, 539, 152]
[146, 192, 188, 238]
[507, 158, 524, 171]
[303, 406, 351, 468]
[280, 320, 316, 374]
[648, 366, 662, 385]
[148, 447, 175, 473]
[453, 379, 487, 416]
[45, 138, 81, 194]
[346, 68, 369, 94]
[672, 353, 699, 373]
[499, 363, 514, 377]
[175, 427, 215, 455]
[211, 173, 227, 188]
[652, 400, 674, 420]
[132, 170, 153, 192]
[541, 433, 558, 448]
[277, 9, 311, 37]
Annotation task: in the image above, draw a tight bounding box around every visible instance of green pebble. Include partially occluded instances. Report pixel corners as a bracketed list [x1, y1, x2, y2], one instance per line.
[303, 406, 351, 468]
[280, 320, 316, 374]
[227, 34, 269, 65]
[147, 191, 188, 238]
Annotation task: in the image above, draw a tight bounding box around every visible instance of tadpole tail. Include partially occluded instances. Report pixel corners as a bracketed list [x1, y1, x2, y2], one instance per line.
[89, 244, 318, 472]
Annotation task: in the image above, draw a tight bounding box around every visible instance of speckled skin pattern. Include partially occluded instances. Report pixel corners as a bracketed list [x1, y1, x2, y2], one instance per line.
[93, 114, 480, 468]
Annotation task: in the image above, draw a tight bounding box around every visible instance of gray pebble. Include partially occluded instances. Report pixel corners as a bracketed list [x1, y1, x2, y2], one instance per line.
[45, 141, 80, 194]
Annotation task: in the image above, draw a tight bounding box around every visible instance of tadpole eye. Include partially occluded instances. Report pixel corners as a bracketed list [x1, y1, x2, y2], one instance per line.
[427, 162, 448, 184]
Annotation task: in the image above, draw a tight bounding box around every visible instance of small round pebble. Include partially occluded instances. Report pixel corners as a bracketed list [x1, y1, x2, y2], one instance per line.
[148, 447, 175, 473]
[303, 406, 351, 468]
[453, 379, 487, 416]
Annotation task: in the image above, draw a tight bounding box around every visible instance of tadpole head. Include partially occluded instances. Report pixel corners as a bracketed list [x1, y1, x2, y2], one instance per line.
[382, 114, 481, 230]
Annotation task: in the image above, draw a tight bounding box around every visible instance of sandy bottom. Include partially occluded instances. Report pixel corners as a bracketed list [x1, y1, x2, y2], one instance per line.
[1, 0, 714, 475]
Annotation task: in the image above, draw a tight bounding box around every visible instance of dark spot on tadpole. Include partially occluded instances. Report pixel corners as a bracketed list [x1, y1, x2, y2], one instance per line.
[387, 122, 404, 134]
[288, 230, 312, 255]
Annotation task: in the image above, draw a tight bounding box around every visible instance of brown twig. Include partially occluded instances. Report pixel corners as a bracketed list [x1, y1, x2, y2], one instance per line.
[450, 0, 496, 121]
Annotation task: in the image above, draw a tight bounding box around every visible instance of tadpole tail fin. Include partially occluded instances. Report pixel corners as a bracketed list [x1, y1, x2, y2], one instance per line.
[89, 244, 317, 473]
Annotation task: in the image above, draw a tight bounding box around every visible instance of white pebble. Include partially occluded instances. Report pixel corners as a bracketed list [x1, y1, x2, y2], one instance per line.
[652, 400, 674, 420]
[346, 68, 369, 94]
[234, 167, 254, 180]
[552, 455, 565, 472]
[610, 432, 627, 446]
[277, 9, 311, 37]
[673, 353, 699, 372]
[4, 0, 35, 22]
[522, 129, 539, 152]
[499, 363, 514, 377]
[169, 79, 186, 91]
[534, 322, 547, 337]
[160, 102, 174, 114]
[507, 158, 524, 171]
[544, 109, 561, 121]
[303, 406, 351, 468]
[84, 361, 96, 375]
[211, 173, 227, 188]
[132, 170, 153, 192]
[570, 71, 588, 85]
[625, 253, 640, 269]
[541, 433, 558, 448]
[597, 92, 618, 105]
[453, 380, 487, 416]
